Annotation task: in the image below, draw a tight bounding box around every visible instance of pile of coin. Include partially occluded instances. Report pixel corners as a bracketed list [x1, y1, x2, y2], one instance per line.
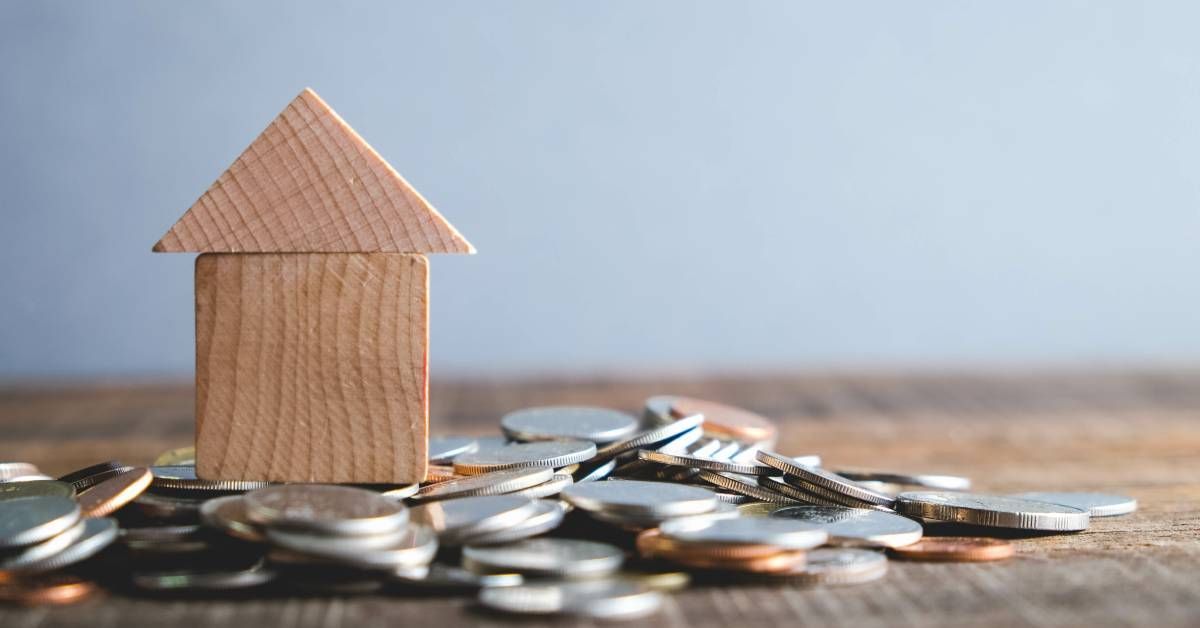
[0, 397, 1137, 619]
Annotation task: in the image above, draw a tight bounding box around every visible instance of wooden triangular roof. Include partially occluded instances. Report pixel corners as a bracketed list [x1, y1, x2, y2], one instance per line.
[153, 88, 474, 254]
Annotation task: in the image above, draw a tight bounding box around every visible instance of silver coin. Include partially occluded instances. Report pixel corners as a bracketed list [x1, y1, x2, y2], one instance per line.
[0, 480, 76, 501]
[638, 449, 774, 476]
[737, 502, 790, 517]
[562, 480, 719, 518]
[642, 395, 678, 426]
[455, 499, 567, 546]
[763, 475, 891, 510]
[896, 491, 1090, 531]
[836, 469, 971, 491]
[588, 500, 739, 530]
[133, 562, 275, 591]
[508, 473, 573, 499]
[0, 495, 81, 548]
[409, 495, 539, 544]
[0, 519, 87, 570]
[375, 484, 420, 500]
[121, 525, 203, 544]
[696, 470, 797, 504]
[271, 523, 438, 570]
[770, 505, 923, 548]
[428, 436, 480, 463]
[150, 466, 275, 492]
[659, 516, 828, 550]
[463, 537, 625, 578]
[713, 492, 756, 505]
[453, 440, 597, 475]
[244, 485, 409, 536]
[501, 406, 640, 444]
[1009, 492, 1137, 517]
[14, 517, 119, 574]
[592, 414, 705, 462]
[199, 495, 265, 542]
[790, 548, 888, 585]
[657, 425, 706, 455]
[0, 462, 40, 481]
[415, 468, 554, 501]
[57, 461, 135, 492]
[479, 579, 663, 619]
[757, 451, 896, 507]
[133, 491, 205, 521]
[392, 563, 523, 591]
[573, 458, 617, 483]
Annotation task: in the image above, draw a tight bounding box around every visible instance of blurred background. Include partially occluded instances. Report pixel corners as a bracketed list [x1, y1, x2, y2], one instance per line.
[1, 1, 1198, 381]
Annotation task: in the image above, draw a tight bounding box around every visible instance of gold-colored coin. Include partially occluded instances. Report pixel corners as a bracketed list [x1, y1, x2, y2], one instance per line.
[153, 446, 195, 466]
[889, 537, 1014, 562]
[78, 467, 153, 518]
[423, 465, 461, 484]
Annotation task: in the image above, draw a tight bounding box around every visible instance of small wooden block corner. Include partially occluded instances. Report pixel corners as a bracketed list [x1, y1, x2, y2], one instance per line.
[194, 253, 429, 483]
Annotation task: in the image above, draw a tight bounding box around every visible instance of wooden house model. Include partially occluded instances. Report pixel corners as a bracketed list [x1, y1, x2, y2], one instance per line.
[153, 88, 474, 484]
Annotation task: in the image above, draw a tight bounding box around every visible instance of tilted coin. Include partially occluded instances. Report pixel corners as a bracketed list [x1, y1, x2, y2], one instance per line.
[713, 492, 756, 505]
[896, 491, 1090, 531]
[454, 499, 567, 546]
[57, 461, 134, 492]
[508, 473, 573, 499]
[696, 470, 796, 505]
[392, 564, 523, 592]
[424, 465, 461, 484]
[0, 574, 97, 606]
[453, 440, 597, 475]
[642, 395, 679, 426]
[270, 524, 438, 570]
[737, 502, 790, 517]
[501, 406, 639, 443]
[0, 496, 81, 548]
[769, 505, 923, 548]
[478, 578, 663, 619]
[409, 495, 539, 544]
[592, 414, 706, 463]
[762, 475, 891, 510]
[376, 483, 420, 500]
[889, 536, 1014, 562]
[199, 495, 265, 542]
[835, 469, 971, 491]
[0, 480, 76, 501]
[562, 480, 719, 518]
[659, 516, 828, 550]
[77, 467, 153, 518]
[428, 436, 480, 463]
[574, 458, 617, 482]
[757, 451, 895, 508]
[0, 519, 87, 570]
[15, 518, 119, 574]
[150, 466, 274, 492]
[415, 467, 554, 501]
[153, 446, 196, 466]
[638, 450, 774, 476]
[244, 485, 409, 536]
[463, 538, 625, 578]
[1009, 492, 1137, 517]
[669, 397, 777, 444]
[0, 462, 41, 482]
[785, 548, 888, 585]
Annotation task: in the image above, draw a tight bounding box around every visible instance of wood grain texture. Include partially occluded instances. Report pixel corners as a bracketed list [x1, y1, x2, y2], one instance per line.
[153, 88, 474, 254]
[194, 253, 428, 483]
[1, 369, 1198, 627]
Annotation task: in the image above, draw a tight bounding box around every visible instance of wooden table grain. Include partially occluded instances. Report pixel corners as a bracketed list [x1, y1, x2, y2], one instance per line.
[1, 370, 1198, 627]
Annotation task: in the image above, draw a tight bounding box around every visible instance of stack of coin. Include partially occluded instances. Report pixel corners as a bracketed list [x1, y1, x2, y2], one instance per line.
[0, 396, 1139, 618]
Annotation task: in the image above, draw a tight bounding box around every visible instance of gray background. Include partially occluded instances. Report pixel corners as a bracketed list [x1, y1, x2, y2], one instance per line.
[2, 1, 1198, 379]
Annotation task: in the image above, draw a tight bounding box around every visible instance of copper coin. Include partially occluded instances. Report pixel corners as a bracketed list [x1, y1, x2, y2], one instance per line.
[636, 528, 789, 561]
[77, 467, 153, 518]
[668, 548, 807, 574]
[424, 465, 462, 484]
[889, 537, 1014, 562]
[669, 397, 777, 443]
[0, 575, 98, 606]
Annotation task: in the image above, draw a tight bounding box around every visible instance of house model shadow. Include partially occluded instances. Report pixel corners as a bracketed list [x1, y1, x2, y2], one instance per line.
[153, 88, 474, 484]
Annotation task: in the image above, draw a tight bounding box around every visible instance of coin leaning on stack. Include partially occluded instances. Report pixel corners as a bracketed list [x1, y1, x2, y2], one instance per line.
[0, 398, 1136, 619]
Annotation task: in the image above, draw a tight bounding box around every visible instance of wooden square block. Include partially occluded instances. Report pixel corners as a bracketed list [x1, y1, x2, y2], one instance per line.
[194, 253, 429, 483]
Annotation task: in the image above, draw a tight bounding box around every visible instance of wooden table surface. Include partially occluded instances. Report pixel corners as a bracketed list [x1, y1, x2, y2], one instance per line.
[1, 369, 1199, 627]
